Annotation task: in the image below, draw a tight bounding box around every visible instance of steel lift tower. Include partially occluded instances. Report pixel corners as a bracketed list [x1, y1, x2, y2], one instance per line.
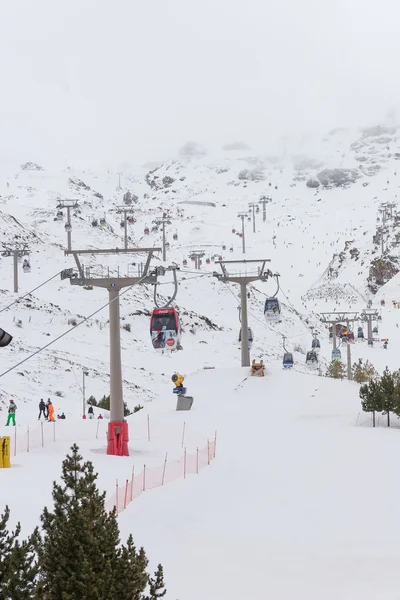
[1, 243, 30, 293]
[213, 259, 273, 367]
[56, 199, 79, 251]
[64, 246, 161, 456]
[320, 311, 359, 380]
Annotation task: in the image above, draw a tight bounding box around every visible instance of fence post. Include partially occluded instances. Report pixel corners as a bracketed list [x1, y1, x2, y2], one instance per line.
[214, 430, 217, 458]
[41, 421, 44, 447]
[143, 465, 146, 492]
[207, 440, 210, 465]
[147, 414, 151, 442]
[27, 426, 29, 453]
[196, 447, 199, 474]
[14, 426, 17, 457]
[161, 452, 168, 485]
[131, 466, 134, 501]
[184, 448, 187, 479]
[53, 421, 56, 442]
[96, 420, 100, 439]
[115, 480, 119, 516]
[124, 479, 129, 510]
[181, 421, 186, 448]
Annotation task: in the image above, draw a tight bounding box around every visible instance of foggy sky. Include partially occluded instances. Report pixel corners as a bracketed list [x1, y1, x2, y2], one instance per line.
[0, 0, 399, 167]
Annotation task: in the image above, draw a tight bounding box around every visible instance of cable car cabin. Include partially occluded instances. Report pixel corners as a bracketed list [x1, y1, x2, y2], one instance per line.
[332, 348, 341, 361]
[311, 338, 321, 350]
[56, 210, 64, 221]
[173, 233, 178, 240]
[229, 247, 234, 252]
[99, 218, 106, 228]
[341, 331, 355, 343]
[232, 228, 236, 234]
[238, 327, 253, 350]
[64, 223, 72, 232]
[120, 220, 125, 228]
[144, 227, 149, 235]
[91, 219, 98, 227]
[357, 327, 364, 339]
[373, 326, 378, 334]
[283, 352, 294, 368]
[264, 298, 281, 322]
[222, 245, 226, 250]
[22, 260, 31, 273]
[0, 327, 12, 347]
[329, 324, 345, 339]
[206, 258, 211, 264]
[183, 259, 188, 266]
[150, 308, 182, 352]
[306, 350, 318, 367]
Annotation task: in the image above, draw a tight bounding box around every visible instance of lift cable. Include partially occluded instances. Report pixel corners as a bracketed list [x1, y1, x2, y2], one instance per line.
[0, 271, 150, 380]
[0, 270, 63, 315]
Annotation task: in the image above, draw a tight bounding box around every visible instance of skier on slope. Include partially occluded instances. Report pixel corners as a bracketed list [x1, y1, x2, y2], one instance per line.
[38, 399, 46, 420]
[6, 400, 17, 426]
[47, 400, 55, 422]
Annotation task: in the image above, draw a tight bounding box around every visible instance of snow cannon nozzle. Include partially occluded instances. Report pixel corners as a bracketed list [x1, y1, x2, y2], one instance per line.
[172, 373, 184, 387]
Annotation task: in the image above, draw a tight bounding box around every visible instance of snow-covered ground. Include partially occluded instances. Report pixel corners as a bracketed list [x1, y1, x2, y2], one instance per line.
[2, 126, 400, 598]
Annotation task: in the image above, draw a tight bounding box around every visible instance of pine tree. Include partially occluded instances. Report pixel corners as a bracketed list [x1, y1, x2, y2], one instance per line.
[35, 444, 165, 600]
[0, 506, 18, 586]
[114, 535, 149, 600]
[146, 564, 167, 599]
[5, 533, 39, 599]
[379, 367, 396, 427]
[360, 379, 382, 427]
[0, 506, 39, 599]
[326, 360, 346, 379]
[36, 444, 122, 599]
[352, 360, 377, 383]
[391, 370, 400, 419]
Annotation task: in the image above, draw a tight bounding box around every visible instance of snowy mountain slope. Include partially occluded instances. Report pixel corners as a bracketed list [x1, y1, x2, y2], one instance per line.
[1, 125, 400, 412]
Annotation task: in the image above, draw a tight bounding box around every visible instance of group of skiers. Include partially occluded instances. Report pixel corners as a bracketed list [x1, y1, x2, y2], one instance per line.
[4, 398, 103, 427]
[38, 399, 56, 421]
[4, 398, 65, 427]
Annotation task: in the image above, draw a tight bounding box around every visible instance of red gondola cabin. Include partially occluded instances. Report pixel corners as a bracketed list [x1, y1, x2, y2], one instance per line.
[150, 308, 182, 352]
